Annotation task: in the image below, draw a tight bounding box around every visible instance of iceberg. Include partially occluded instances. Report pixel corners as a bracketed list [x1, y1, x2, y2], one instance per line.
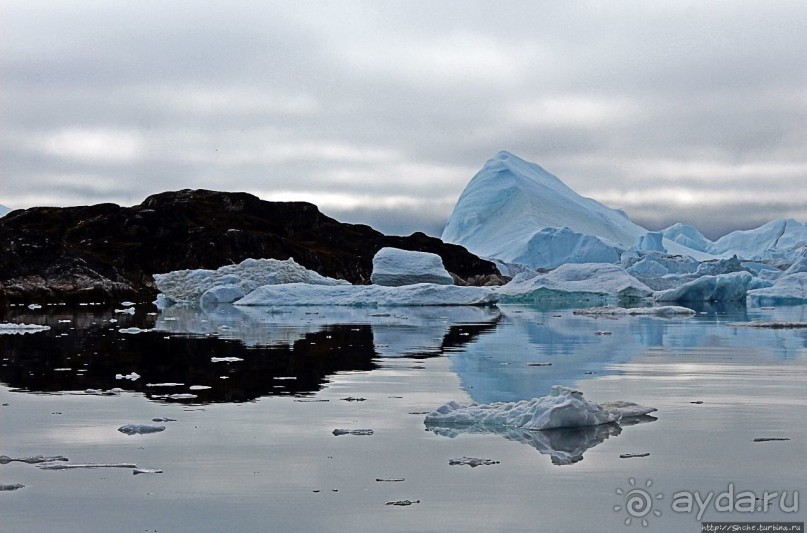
[370, 247, 454, 286]
[423, 385, 656, 431]
[654, 271, 764, 303]
[154, 257, 349, 305]
[233, 282, 498, 307]
[442, 151, 715, 269]
[0, 204, 10, 218]
[496, 263, 652, 303]
[0, 323, 51, 334]
[708, 219, 807, 261]
[661, 223, 711, 252]
[747, 272, 807, 305]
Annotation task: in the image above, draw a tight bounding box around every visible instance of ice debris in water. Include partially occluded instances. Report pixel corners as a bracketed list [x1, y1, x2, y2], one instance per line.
[0, 455, 68, 464]
[211, 357, 243, 363]
[573, 305, 695, 317]
[133, 468, 163, 475]
[424, 385, 656, 431]
[38, 462, 138, 470]
[119, 327, 148, 334]
[118, 424, 166, 435]
[115, 372, 141, 381]
[0, 483, 25, 491]
[448, 457, 500, 467]
[0, 323, 51, 334]
[385, 499, 420, 506]
[85, 388, 124, 396]
[332, 429, 374, 436]
[115, 307, 135, 315]
[152, 417, 177, 422]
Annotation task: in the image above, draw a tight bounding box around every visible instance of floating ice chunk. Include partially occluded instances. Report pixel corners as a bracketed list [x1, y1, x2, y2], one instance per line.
[728, 321, 807, 329]
[115, 307, 135, 315]
[0, 323, 51, 334]
[385, 499, 420, 506]
[747, 272, 807, 305]
[115, 372, 141, 381]
[27, 303, 42, 310]
[497, 263, 652, 303]
[119, 327, 148, 334]
[0, 483, 25, 491]
[371, 247, 454, 286]
[0, 455, 68, 464]
[167, 393, 197, 400]
[118, 424, 165, 435]
[448, 457, 500, 467]
[234, 283, 498, 307]
[211, 356, 243, 363]
[38, 462, 137, 470]
[154, 257, 349, 305]
[332, 429, 374, 436]
[655, 271, 759, 302]
[146, 383, 184, 387]
[120, 301, 136, 307]
[424, 385, 655, 431]
[573, 305, 695, 317]
[133, 468, 163, 475]
[152, 417, 177, 422]
[189, 385, 211, 390]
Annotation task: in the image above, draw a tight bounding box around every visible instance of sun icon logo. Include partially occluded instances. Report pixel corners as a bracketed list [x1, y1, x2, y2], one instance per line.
[614, 478, 663, 527]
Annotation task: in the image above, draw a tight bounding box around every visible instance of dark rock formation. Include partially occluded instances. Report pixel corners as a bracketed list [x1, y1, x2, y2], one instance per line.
[0, 189, 502, 305]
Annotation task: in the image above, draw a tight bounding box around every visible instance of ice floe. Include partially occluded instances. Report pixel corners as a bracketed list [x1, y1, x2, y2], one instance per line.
[424, 385, 655, 431]
[0, 455, 68, 464]
[572, 305, 695, 317]
[118, 424, 166, 435]
[154, 257, 349, 305]
[371, 247, 454, 286]
[332, 429, 374, 436]
[0, 483, 25, 491]
[38, 462, 138, 470]
[748, 272, 807, 305]
[234, 282, 498, 307]
[448, 457, 500, 467]
[0, 323, 51, 334]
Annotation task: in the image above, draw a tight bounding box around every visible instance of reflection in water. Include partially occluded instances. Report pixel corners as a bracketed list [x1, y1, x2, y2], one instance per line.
[425, 416, 657, 465]
[451, 305, 807, 403]
[0, 305, 499, 402]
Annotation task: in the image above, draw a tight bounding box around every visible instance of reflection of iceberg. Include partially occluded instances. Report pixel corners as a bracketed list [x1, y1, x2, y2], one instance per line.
[429, 421, 631, 466]
[155, 304, 501, 357]
[424, 386, 657, 465]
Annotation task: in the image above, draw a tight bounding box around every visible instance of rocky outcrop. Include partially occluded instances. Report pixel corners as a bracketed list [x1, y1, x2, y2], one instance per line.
[0, 189, 501, 305]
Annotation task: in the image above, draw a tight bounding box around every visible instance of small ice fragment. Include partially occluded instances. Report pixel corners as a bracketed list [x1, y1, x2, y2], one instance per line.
[119, 327, 147, 334]
[146, 383, 184, 388]
[109, 318, 118, 323]
[120, 301, 136, 307]
[525, 362, 552, 367]
[0, 455, 68, 464]
[753, 437, 790, 442]
[385, 499, 420, 506]
[118, 424, 166, 435]
[332, 429, 374, 436]
[376, 478, 405, 482]
[0, 323, 51, 334]
[167, 393, 197, 400]
[0, 483, 25, 491]
[27, 304, 42, 310]
[114, 307, 135, 315]
[115, 372, 141, 381]
[448, 457, 500, 467]
[690, 401, 704, 404]
[211, 357, 243, 363]
[152, 417, 177, 422]
[38, 462, 137, 470]
[619, 453, 650, 459]
[341, 397, 366, 402]
[133, 468, 163, 475]
[58, 319, 71, 323]
[594, 330, 613, 336]
[189, 385, 211, 390]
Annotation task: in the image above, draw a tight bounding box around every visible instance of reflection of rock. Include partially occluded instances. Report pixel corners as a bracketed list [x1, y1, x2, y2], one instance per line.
[426, 417, 656, 466]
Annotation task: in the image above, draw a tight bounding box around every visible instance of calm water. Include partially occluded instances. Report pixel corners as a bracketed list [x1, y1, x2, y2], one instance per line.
[1, 302, 805, 532]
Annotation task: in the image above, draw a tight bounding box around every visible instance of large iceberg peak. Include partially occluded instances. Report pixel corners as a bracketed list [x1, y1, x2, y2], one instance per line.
[442, 151, 647, 268]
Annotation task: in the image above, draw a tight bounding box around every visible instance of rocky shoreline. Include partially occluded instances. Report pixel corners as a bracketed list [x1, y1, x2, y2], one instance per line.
[0, 189, 504, 307]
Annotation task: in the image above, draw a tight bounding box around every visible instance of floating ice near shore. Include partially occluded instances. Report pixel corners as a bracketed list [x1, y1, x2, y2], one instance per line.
[154, 257, 349, 305]
[496, 263, 652, 303]
[118, 424, 166, 435]
[425, 385, 655, 431]
[371, 247, 454, 286]
[0, 323, 51, 334]
[572, 305, 696, 317]
[234, 282, 498, 307]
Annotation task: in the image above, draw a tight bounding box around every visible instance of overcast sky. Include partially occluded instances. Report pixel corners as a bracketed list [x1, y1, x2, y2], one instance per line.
[2, 1, 807, 239]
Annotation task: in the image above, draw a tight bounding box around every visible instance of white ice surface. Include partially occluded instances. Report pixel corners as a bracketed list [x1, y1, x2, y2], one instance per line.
[370, 247, 454, 286]
[496, 263, 652, 303]
[154, 257, 349, 304]
[572, 305, 695, 317]
[234, 282, 498, 307]
[654, 271, 764, 302]
[0, 323, 50, 334]
[747, 272, 807, 304]
[424, 385, 656, 431]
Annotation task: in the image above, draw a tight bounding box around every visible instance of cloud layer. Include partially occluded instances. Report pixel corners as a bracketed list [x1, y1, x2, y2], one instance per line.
[2, 1, 807, 239]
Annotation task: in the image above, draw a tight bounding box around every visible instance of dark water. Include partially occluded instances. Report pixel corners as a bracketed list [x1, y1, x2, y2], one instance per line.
[1, 302, 805, 532]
